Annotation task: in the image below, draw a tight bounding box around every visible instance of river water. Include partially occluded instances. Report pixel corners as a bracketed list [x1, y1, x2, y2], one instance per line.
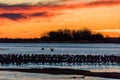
[0, 43, 120, 80]
[0, 43, 120, 55]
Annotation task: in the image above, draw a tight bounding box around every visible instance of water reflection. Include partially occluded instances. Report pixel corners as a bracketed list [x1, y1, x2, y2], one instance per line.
[0, 43, 120, 55]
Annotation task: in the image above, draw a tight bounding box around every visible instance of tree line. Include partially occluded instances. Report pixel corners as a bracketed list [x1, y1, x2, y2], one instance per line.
[0, 28, 120, 43]
[40, 29, 104, 42]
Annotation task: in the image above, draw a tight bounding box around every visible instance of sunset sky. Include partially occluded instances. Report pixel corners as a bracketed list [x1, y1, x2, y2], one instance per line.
[0, 0, 120, 38]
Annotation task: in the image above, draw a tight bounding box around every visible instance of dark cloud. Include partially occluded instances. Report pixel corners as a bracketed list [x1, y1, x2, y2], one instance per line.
[0, 0, 120, 8]
[0, 3, 31, 12]
[30, 12, 54, 17]
[31, 12, 47, 17]
[0, 2, 50, 8]
[0, 3, 8, 7]
[0, 12, 55, 21]
[87, 0, 120, 6]
[0, 3, 31, 7]
[0, 13, 26, 21]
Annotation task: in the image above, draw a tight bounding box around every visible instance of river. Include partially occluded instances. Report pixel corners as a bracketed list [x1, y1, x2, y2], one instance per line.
[0, 43, 120, 80]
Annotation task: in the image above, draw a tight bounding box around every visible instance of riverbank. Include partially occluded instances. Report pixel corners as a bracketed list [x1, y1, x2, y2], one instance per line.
[0, 37, 120, 43]
[0, 68, 120, 79]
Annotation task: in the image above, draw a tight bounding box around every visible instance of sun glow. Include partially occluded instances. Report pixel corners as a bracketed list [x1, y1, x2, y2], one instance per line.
[0, 0, 120, 38]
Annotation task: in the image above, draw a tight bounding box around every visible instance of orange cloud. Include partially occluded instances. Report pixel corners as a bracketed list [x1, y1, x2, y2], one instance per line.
[61, 0, 120, 9]
[0, 0, 120, 22]
[86, 0, 120, 6]
[0, 0, 120, 38]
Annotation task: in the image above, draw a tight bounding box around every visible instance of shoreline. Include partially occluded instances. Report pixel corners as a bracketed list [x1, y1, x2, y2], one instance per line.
[0, 68, 120, 79]
[0, 41, 120, 44]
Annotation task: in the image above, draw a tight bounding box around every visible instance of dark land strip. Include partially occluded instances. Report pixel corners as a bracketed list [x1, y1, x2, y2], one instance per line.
[0, 68, 120, 79]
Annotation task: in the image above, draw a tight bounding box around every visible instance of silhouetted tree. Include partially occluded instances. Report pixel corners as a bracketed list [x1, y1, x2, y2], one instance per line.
[0, 28, 105, 42]
[40, 28, 104, 42]
[78, 29, 92, 40]
[72, 30, 81, 41]
[91, 33, 104, 41]
[46, 29, 73, 41]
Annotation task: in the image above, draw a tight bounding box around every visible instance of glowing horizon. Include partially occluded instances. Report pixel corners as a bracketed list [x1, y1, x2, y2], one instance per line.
[0, 0, 120, 38]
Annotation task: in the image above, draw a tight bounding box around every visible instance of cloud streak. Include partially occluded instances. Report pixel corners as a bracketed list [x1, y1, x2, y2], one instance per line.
[86, 0, 120, 7]
[61, 0, 120, 9]
[0, 0, 120, 21]
[0, 13, 26, 21]
[95, 29, 120, 33]
[0, 12, 56, 21]
[30, 12, 54, 17]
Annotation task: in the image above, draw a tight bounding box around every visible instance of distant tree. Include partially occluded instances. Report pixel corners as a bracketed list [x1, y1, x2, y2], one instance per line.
[78, 28, 92, 40]
[47, 31, 57, 40]
[72, 30, 81, 41]
[46, 29, 73, 41]
[57, 29, 72, 41]
[91, 33, 104, 41]
[40, 28, 104, 42]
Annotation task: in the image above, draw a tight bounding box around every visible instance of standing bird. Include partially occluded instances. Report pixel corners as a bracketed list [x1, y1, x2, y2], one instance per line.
[41, 47, 45, 50]
[50, 48, 54, 51]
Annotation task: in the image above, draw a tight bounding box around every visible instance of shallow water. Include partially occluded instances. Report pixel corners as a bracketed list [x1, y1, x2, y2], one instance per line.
[0, 43, 120, 55]
[0, 43, 120, 69]
[0, 71, 118, 80]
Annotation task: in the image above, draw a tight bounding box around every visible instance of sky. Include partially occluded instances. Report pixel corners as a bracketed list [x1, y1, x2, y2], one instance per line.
[0, 0, 120, 38]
